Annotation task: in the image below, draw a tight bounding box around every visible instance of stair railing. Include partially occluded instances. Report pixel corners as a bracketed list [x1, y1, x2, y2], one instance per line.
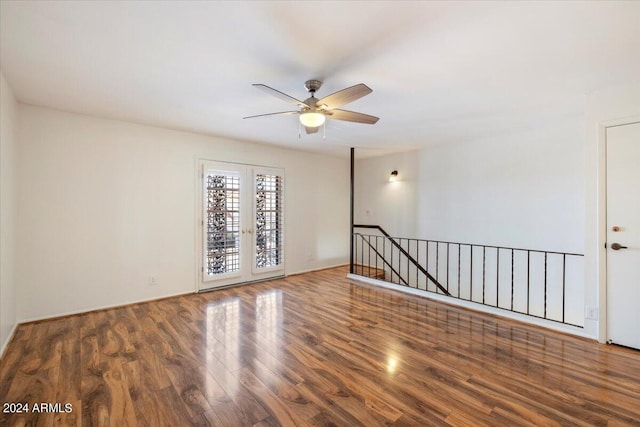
[356, 235, 409, 286]
[353, 224, 450, 295]
[350, 224, 585, 327]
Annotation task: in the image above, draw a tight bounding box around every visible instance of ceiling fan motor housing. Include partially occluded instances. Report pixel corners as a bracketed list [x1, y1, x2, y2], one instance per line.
[303, 80, 322, 109]
[302, 97, 317, 109]
[304, 79, 322, 94]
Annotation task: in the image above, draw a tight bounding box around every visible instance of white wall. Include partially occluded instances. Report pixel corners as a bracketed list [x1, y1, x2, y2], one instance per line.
[0, 71, 18, 353]
[16, 105, 349, 321]
[584, 82, 640, 342]
[354, 118, 587, 335]
[417, 120, 585, 252]
[354, 151, 418, 237]
[355, 120, 585, 251]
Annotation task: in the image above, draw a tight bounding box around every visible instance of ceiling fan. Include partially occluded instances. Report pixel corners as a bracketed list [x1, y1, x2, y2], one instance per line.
[243, 79, 379, 134]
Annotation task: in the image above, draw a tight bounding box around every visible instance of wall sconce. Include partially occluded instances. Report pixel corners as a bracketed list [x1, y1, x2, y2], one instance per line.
[389, 170, 398, 182]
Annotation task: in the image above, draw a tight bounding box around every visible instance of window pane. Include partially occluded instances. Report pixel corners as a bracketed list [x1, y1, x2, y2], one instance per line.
[255, 174, 283, 269]
[205, 173, 240, 275]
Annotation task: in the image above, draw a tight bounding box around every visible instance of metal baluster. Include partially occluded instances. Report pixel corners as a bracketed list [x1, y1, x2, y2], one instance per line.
[446, 243, 450, 294]
[482, 246, 486, 304]
[406, 239, 410, 286]
[527, 250, 530, 315]
[383, 236, 386, 281]
[544, 252, 548, 319]
[458, 244, 461, 298]
[496, 248, 500, 308]
[511, 249, 514, 311]
[374, 235, 378, 275]
[416, 239, 419, 289]
[368, 235, 371, 278]
[426, 241, 430, 292]
[436, 242, 440, 294]
[470, 245, 474, 302]
[391, 237, 394, 284]
[562, 254, 566, 324]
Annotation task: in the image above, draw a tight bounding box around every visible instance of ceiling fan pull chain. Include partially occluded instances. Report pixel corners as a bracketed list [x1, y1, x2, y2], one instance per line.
[298, 121, 301, 139]
[323, 122, 326, 140]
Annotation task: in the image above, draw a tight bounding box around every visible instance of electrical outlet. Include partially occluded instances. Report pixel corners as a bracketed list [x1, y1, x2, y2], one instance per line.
[149, 276, 157, 286]
[585, 306, 599, 320]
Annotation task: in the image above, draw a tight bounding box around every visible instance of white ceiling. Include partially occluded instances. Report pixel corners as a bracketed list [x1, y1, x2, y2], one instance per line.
[1, 1, 639, 158]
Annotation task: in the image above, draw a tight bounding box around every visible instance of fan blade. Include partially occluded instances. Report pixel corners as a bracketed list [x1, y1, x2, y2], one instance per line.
[316, 83, 372, 109]
[304, 125, 320, 134]
[243, 111, 299, 119]
[253, 84, 306, 107]
[328, 109, 379, 124]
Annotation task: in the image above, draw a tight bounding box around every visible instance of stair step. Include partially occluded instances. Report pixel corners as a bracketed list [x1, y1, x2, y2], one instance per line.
[353, 265, 385, 280]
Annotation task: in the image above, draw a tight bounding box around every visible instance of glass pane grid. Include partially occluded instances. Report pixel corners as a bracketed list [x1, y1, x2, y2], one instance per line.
[256, 174, 283, 269]
[206, 174, 241, 276]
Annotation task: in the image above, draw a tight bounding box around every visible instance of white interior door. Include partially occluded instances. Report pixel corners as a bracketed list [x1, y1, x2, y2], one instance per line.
[200, 161, 285, 290]
[606, 121, 640, 349]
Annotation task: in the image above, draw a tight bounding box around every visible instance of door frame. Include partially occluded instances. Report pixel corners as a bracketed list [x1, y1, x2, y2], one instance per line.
[194, 158, 285, 292]
[597, 116, 640, 343]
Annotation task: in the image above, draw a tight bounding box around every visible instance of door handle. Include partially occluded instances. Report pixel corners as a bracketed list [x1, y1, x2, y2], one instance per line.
[610, 243, 628, 250]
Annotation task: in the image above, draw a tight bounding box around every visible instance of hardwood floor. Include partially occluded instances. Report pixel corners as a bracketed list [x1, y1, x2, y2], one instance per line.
[1, 266, 639, 426]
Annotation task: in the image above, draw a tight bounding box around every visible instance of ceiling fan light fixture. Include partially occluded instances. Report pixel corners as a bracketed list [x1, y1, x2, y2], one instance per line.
[299, 111, 326, 128]
[245, 81, 379, 133]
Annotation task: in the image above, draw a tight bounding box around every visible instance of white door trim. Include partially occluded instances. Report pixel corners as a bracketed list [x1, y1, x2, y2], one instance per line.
[596, 116, 640, 343]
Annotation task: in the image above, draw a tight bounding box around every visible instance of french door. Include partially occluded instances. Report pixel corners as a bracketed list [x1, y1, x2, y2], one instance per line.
[199, 161, 284, 290]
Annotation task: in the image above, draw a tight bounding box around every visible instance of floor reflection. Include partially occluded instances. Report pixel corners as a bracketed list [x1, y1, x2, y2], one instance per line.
[255, 290, 283, 371]
[203, 290, 284, 397]
[386, 355, 398, 374]
[206, 297, 240, 397]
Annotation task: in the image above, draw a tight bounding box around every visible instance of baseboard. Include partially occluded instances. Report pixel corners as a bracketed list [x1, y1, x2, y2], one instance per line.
[0, 322, 18, 359]
[16, 267, 347, 324]
[347, 273, 596, 340]
[287, 263, 348, 277]
[18, 290, 195, 325]
[16, 266, 346, 324]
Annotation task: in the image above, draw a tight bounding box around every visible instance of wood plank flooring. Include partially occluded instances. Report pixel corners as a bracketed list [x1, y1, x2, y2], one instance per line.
[1, 266, 640, 426]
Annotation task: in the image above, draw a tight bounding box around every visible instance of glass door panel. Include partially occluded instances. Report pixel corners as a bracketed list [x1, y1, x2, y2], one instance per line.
[254, 170, 284, 273]
[200, 161, 284, 290]
[203, 166, 244, 284]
